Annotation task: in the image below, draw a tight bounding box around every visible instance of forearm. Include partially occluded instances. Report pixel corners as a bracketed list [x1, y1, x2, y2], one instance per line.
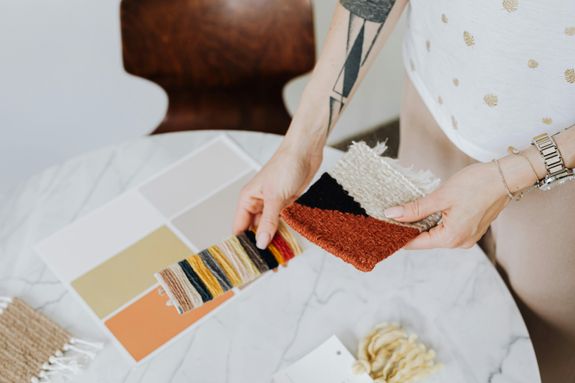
[283, 0, 407, 155]
[499, 125, 575, 193]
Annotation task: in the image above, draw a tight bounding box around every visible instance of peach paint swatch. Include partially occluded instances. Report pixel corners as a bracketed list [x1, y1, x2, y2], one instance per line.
[105, 287, 234, 362]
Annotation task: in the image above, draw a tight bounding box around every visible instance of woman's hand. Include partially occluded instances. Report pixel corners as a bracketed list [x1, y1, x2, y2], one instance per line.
[233, 142, 322, 249]
[383, 162, 511, 249]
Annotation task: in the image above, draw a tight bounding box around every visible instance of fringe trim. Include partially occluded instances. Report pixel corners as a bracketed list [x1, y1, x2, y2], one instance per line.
[30, 338, 103, 383]
[0, 296, 13, 314]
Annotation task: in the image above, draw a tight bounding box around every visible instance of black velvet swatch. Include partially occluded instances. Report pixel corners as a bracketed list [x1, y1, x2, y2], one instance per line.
[244, 230, 279, 270]
[296, 173, 367, 216]
[178, 260, 212, 302]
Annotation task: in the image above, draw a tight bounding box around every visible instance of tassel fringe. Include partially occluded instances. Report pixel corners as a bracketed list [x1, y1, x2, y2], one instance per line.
[0, 296, 102, 383]
[31, 338, 103, 383]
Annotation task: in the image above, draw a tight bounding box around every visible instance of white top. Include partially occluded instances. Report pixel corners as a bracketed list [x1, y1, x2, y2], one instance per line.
[0, 131, 539, 382]
[403, 0, 575, 162]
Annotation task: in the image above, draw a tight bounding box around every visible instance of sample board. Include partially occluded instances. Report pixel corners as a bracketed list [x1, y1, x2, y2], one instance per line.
[37, 136, 260, 363]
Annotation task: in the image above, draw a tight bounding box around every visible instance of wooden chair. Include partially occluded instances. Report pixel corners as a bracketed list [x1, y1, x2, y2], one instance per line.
[120, 0, 316, 135]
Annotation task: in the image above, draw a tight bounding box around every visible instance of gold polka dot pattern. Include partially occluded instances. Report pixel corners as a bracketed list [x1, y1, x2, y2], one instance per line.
[484, 94, 498, 107]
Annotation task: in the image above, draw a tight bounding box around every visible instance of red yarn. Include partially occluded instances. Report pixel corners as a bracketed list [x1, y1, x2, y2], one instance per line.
[271, 232, 295, 262]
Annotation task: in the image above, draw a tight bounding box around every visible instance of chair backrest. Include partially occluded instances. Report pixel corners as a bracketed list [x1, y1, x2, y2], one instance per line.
[120, 0, 315, 134]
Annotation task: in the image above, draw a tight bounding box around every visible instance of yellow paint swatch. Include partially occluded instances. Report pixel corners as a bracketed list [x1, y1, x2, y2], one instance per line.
[72, 226, 193, 319]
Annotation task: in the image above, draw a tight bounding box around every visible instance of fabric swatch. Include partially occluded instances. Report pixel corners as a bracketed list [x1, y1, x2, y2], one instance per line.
[281, 142, 441, 272]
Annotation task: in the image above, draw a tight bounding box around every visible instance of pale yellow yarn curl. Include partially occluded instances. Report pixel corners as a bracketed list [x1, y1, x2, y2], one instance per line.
[352, 323, 441, 383]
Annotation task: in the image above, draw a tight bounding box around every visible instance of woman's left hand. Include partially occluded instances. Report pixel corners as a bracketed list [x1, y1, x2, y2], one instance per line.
[383, 162, 511, 249]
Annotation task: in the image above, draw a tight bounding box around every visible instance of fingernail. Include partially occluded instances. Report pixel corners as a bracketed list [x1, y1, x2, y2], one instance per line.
[256, 232, 271, 249]
[384, 206, 404, 218]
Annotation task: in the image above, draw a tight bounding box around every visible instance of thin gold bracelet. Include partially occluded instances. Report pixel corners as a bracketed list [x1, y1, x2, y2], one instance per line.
[493, 159, 520, 200]
[507, 146, 540, 185]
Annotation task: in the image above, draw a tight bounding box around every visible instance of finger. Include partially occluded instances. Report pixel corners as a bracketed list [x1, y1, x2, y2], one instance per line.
[233, 194, 263, 235]
[404, 224, 451, 250]
[383, 193, 443, 223]
[255, 196, 284, 249]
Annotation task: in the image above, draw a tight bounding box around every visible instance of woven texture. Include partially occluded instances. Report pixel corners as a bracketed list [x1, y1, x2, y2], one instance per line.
[281, 142, 440, 272]
[0, 298, 70, 383]
[328, 142, 441, 231]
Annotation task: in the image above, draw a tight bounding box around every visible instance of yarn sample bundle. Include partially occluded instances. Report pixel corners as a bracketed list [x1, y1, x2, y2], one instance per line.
[155, 223, 301, 314]
[353, 323, 441, 383]
[281, 142, 441, 272]
[0, 297, 101, 383]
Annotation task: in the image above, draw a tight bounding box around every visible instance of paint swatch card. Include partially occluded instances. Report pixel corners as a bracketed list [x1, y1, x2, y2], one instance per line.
[36, 135, 260, 363]
[273, 336, 373, 383]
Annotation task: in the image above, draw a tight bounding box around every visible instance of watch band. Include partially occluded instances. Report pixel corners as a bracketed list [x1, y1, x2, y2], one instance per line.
[531, 132, 574, 190]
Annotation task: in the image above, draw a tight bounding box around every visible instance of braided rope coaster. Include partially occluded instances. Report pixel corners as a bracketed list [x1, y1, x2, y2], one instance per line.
[0, 297, 102, 383]
[281, 142, 441, 272]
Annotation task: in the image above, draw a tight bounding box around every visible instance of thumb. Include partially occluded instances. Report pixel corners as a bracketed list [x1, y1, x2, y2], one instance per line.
[255, 196, 284, 249]
[383, 193, 441, 223]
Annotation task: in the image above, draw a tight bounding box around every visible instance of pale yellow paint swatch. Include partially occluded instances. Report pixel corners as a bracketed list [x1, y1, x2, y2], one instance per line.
[72, 226, 193, 319]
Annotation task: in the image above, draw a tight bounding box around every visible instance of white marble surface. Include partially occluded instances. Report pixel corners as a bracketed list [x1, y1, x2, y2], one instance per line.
[0, 131, 540, 382]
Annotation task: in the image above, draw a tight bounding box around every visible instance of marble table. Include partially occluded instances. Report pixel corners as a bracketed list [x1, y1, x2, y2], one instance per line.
[0, 131, 540, 383]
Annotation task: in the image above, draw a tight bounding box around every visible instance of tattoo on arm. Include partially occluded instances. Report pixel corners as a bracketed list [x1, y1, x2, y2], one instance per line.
[327, 0, 397, 133]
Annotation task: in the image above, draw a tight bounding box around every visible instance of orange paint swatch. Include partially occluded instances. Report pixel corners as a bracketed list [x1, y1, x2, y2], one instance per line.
[105, 287, 234, 361]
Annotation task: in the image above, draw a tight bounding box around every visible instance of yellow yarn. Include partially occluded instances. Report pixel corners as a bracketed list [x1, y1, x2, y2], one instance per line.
[187, 255, 224, 297]
[208, 245, 242, 287]
[227, 236, 261, 280]
[267, 243, 285, 265]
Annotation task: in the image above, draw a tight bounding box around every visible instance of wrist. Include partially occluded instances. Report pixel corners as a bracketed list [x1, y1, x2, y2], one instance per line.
[282, 121, 326, 156]
[279, 130, 324, 169]
[554, 125, 575, 169]
[498, 148, 543, 193]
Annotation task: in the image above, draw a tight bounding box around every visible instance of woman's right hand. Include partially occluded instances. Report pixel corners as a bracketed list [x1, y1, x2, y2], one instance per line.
[233, 141, 322, 249]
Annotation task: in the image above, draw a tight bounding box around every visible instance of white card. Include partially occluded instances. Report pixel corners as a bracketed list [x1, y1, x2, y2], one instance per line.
[273, 336, 374, 383]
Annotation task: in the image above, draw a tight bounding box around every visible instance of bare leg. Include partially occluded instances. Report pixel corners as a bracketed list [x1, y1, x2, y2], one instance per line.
[492, 186, 575, 383]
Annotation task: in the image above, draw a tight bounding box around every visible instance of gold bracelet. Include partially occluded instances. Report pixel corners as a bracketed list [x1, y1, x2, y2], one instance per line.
[507, 146, 540, 185]
[493, 159, 521, 200]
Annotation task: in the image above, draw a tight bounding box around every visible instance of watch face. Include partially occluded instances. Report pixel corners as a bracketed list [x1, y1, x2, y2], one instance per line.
[539, 174, 575, 191]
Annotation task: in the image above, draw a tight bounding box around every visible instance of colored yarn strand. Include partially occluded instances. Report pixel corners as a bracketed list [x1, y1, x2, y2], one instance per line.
[271, 231, 295, 262]
[222, 237, 260, 282]
[208, 245, 242, 287]
[169, 264, 203, 308]
[158, 268, 193, 313]
[187, 255, 225, 297]
[199, 249, 232, 291]
[244, 230, 279, 269]
[267, 242, 285, 265]
[237, 232, 269, 273]
[178, 260, 213, 302]
[227, 236, 262, 280]
[277, 222, 302, 255]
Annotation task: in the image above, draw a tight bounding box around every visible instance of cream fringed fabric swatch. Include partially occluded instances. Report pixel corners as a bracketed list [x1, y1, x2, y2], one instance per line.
[328, 142, 441, 232]
[0, 297, 101, 383]
[352, 323, 441, 383]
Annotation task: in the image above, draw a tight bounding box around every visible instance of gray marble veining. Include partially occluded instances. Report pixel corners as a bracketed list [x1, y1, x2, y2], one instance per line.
[0, 131, 539, 382]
